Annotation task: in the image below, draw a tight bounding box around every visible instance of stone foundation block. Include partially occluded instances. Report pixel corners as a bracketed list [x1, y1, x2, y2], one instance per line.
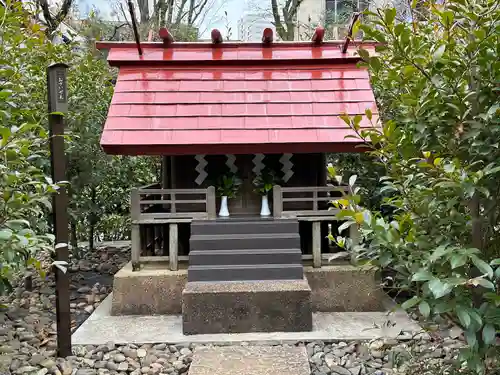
[189, 346, 311, 375]
[111, 262, 186, 315]
[182, 279, 313, 334]
[305, 265, 384, 311]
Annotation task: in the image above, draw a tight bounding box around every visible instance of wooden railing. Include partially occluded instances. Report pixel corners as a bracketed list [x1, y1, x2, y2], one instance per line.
[131, 186, 217, 222]
[272, 185, 348, 219]
[130, 185, 216, 271]
[273, 185, 357, 268]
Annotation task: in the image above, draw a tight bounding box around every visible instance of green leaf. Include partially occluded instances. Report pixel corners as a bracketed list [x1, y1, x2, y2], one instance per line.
[340, 114, 351, 125]
[394, 23, 405, 36]
[0, 127, 11, 146]
[401, 296, 420, 310]
[384, 8, 396, 26]
[471, 255, 494, 278]
[0, 229, 13, 241]
[419, 301, 431, 318]
[457, 307, 471, 328]
[490, 259, 500, 266]
[357, 48, 370, 61]
[428, 279, 453, 299]
[485, 166, 500, 176]
[369, 56, 381, 71]
[432, 45, 446, 61]
[470, 277, 495, 290]
[351, 18, 361, 36]
[450, 254, 467, 269]
[465, 330, 477, 348]
[482, 324, 496, 345]
[365, 108, 372, 120]
[443, 163, 456, 173]
[411, 270, 433, 282]
[338, 220, 355, 234]
[349, 175, 357, 187]
[5, 219, 30, 229]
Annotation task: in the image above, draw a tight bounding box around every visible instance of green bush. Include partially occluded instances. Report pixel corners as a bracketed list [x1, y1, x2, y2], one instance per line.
[332, 0, 500, 373]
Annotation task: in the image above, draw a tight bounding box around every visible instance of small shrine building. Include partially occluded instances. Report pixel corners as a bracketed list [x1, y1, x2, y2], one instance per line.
[96, 28, 382, 335]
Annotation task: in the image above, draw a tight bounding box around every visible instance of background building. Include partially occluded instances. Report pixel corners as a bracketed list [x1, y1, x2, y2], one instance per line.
[296, 0, 371, 40]
[238, 10, 276, 41]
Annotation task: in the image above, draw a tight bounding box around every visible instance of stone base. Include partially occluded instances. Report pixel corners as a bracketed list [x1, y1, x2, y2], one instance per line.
[189, 345, 310, 375]
[111, 262, 186, 315]
[111, 262, 383, 316]
[305, 265, 385, 311]
[182, 279, 313, 334]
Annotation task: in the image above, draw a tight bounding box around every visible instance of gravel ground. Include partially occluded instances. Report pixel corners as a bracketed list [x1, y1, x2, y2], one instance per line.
[0, 243, 474, 375]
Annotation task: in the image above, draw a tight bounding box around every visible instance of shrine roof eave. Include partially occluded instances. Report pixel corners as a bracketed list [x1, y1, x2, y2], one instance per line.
[100, 140, 369, 156]
[96, 41, 379, 67]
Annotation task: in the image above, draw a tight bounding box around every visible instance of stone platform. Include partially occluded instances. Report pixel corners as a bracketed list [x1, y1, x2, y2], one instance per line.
[72, 294, 424, 345]
[182, 279, 312, 334]
[188, 345, 310, 375]
[111, 262, 384, 315]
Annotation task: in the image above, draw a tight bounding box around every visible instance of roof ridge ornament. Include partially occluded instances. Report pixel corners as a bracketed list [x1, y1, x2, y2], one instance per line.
[211, 29, 223, 44]
[159, 28, 174, 45]
[311, 27, 325, 44]
[262, 28, 274, 45]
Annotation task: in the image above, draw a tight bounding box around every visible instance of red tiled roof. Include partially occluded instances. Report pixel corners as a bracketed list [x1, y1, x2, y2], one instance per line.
[99, 43, 378, 155]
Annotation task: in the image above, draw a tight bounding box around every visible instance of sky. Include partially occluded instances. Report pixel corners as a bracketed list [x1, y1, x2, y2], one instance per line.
[78, 0, 272, 40]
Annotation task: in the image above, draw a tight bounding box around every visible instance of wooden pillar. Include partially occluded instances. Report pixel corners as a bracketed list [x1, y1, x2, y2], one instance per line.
[161, 156, 170, 188]
[312, 221, 322, 268]
[48, 63, 71, 357]
[273, 185, 282, 218]
[318, 153, 327, 185]
[318, 154, 329, 251]
[131, 224, 140, 271]
[170, 156, 177, 189]
[207, 186, 216, 219]
[130, 189, 141, 271]
[161, 156, 170, 254]
[169, 223, 178, 271]
[146, 225, 154, 255]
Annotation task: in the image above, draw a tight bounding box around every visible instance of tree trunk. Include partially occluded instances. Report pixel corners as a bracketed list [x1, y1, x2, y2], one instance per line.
[166, 0, 175, 27]
[187, 0, 195, 24]
[88, 188, 97, 251]
[137, 0, 150, 24]
[37, 0, 74, 38]
[70, 220, 78, 252]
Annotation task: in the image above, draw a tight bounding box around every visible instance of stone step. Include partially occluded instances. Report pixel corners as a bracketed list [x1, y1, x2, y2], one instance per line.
[189, 248, 302, 266]
[188, 345, 311, 375]
[182, 279, 313, 334]
[187, 263, 304, 282]
[190, 233, 300, 251]
[190, 219, 299, 236]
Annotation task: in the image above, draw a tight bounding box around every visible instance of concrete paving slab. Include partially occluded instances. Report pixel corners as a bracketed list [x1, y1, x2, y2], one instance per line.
[72, 293, 424, 345]
[189, 345, 310, 375]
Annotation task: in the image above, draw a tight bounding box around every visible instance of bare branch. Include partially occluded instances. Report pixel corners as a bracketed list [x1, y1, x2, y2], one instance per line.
[166, 0, 175, 26]
[191, 0, 210, 25]
[110, 22, 128, 40]
[271, 0, 286, 39]
[187, 0, 195, 24]
[136, 0, 150, 23]
[174, 0, 189, 25]
[37, 0, 55, 30]
[54, 0, 74, 27]
[37, 0, 74, 37]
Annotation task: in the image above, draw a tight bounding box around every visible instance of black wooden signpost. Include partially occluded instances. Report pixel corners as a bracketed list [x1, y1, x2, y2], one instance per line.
[47, 63, 72, 357]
